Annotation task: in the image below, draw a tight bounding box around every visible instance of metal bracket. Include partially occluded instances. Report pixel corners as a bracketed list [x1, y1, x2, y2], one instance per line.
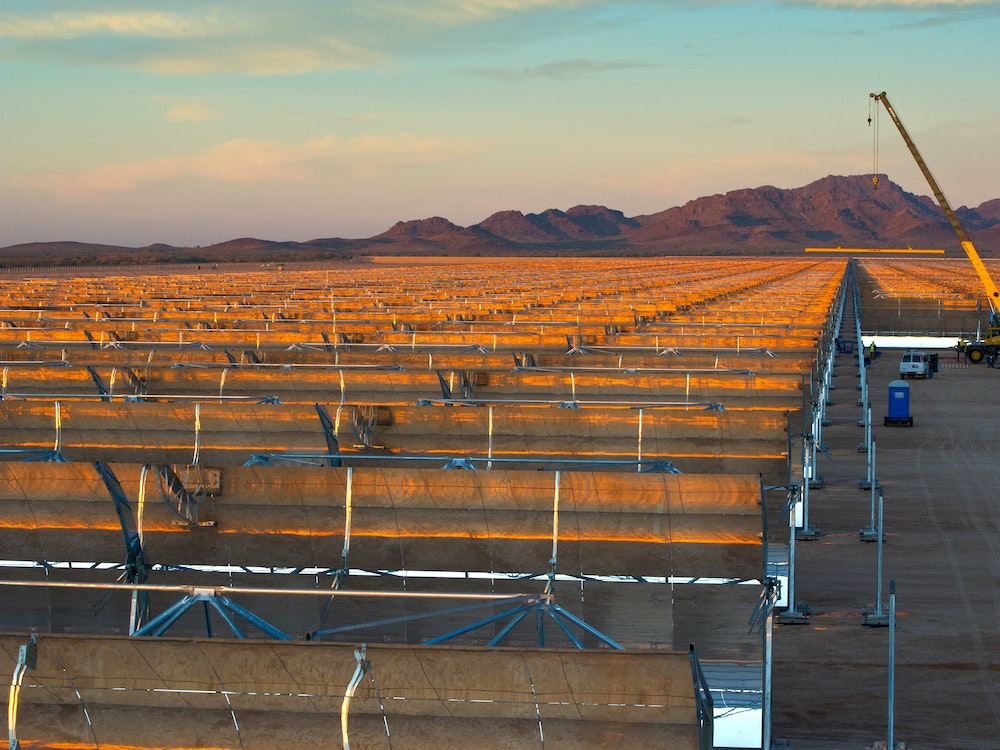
[314, 404, 342, 466]
[638, 460, 683, 474]
[436, 369, 452, 399]
[19, 401, 68, 462]
[442, 457, 476, 470]
[422, 595, 624, 650]
[94, 461, 150, 632]
[342, 645, 370, 749]
[156, 464, 208, 526]
[7, 635, 37, 750]
[132, 590, 292, 640]
[86, 366, 109, 400]
[689, 643, 715, 750]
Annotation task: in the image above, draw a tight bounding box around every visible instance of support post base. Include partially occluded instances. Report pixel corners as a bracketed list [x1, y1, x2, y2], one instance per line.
[777, 605, 811, 625]
[862, 610, 890, 627]
[859, 528, 885, 543]
[796, 525, 821, 541]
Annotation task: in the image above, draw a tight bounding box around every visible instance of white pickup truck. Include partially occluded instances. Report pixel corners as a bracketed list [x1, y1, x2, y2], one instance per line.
[899, 350, 931, 378]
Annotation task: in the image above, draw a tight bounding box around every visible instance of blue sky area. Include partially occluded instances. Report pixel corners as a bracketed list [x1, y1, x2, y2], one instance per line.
[2, 1, 999, 247]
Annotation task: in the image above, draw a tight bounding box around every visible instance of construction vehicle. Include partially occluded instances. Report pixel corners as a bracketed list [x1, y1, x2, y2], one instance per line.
[870, 91, 1000, 363]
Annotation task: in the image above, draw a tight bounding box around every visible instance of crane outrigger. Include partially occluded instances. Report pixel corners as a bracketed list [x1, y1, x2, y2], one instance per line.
[870, 91, 1000, 363]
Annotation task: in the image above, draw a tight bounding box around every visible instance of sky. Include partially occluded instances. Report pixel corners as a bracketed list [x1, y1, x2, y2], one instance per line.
[2, 0, 999, 248]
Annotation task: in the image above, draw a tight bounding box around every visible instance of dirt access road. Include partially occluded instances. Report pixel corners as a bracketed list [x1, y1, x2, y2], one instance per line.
[770, 348, 1000, 749]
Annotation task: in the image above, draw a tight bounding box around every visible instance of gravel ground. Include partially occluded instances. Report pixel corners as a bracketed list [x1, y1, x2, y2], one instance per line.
[770, 349, 1000, 750]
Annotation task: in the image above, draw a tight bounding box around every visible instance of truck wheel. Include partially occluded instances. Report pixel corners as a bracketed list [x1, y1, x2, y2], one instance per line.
[967, 346, 986, 364]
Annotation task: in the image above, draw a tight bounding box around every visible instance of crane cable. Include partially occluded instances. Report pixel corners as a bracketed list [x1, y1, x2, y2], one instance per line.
[868, 96, 879, 189]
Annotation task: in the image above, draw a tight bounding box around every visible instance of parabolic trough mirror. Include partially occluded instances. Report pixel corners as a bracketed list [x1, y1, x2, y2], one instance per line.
[0, 257, 856, 749]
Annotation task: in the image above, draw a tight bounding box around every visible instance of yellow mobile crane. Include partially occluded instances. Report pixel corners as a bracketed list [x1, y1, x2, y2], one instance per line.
[870, 91, 1000, 363]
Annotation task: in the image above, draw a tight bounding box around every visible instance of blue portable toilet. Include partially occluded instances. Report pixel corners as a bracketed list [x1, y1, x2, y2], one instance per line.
[885, 379, 913, 426]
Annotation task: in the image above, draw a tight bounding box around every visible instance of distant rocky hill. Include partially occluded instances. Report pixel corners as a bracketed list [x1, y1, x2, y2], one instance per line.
[4, 175, 999, 266]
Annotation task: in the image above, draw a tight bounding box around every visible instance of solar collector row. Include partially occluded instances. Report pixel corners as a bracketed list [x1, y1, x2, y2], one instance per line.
[0, 635, 704, 750]
[0, 257, 851, 748]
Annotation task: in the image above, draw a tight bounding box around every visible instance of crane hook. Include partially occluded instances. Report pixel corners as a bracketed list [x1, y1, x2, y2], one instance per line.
[872, 175, 879, 190]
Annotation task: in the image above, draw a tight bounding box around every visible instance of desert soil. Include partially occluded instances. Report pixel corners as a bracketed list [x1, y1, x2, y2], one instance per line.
[770, 346, 1000, 750]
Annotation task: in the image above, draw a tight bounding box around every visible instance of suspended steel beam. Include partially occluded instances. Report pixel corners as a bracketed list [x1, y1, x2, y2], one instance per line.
[0, 579, 536, 602]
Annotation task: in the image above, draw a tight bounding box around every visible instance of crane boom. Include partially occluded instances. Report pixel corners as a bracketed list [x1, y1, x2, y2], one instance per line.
[870, 91, 1000, 311]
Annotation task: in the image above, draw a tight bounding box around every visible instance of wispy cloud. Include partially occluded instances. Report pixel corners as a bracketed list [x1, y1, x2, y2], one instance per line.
[149, 96, 219, 122]
[373, 0, 1000, 13]
[8, 1, 990, 79]
[787, 0, 998, 6]
[0, 1, 638, 76]
[0, 11, 227, 39]
[0, 7, 379, 75]
[11, 133, 483, 198]
[136, 39, 379, 76]
[478, 57, 652, 79]
[359, 0, 586, 25]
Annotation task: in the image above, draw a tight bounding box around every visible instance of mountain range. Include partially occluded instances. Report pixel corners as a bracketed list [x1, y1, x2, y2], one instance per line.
[4, 175, 999, 266]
